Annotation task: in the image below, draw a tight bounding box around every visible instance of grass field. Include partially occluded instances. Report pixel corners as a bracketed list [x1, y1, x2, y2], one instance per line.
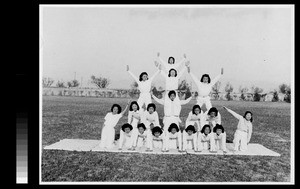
[41, 96, 292, 182]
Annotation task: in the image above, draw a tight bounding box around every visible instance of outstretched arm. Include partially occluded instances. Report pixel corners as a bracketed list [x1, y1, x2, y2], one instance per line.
[181, 96, 192, 105]
[151, 94, 164, 105]
[121, 99, 131, 116]
[177, 65, 187, 79]
[126, 65, 139, 84]
[149, 66, 161, 82]
[223, 106, 243, 120]
[156, 52, 169, 69]
[210, 68, 224, 86]
[172, 53, 187, 69]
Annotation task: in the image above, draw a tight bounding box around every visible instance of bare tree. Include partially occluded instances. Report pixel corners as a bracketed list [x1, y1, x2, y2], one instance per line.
[43, 77, 54, 87]
[67, 79, 80, 88]
[225, 82, 233, 101]
[90, 75, 110, 89]
[239, 85, 248, 101]
[212, 81, 221, 99]
[251, 86, 263, 101]
[56, 80, 65, 88]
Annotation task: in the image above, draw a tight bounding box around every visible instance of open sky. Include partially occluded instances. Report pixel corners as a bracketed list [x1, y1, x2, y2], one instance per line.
[40, 5, 294, 93]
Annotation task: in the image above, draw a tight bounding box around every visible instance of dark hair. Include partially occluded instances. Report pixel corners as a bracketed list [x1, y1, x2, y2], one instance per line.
[168, 69, 177, 77]
[213, 124, 225, 133]
[129, 101, 140, 111]
[168, 90, 176, 98]
[201, 124, 211, 134]
[168, 123, 179, 133]
[200, 74, 211, 83]
[243, 111, 253, 122]
[207, 107, 218, 116]
[168, 57, 175, 64]
[192, 105, 201, 115]
[137, 123, 146, 130]
[121, 123, 133, 132]
[139, 72, 148, 81]
[147, 103, 156, 112]
[111, 104, 122, 114]
[185, 125, 196, 133]
[152, 126, 163, 136]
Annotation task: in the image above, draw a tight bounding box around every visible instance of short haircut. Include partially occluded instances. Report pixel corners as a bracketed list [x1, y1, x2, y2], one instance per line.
[185, 125, 196, 133]
[213, 124, 225, 133]
[200, 74, 211, 83]
[111, 104, 122, 114]
[168, 123, 179, 133]
[121, 123, 133, 132]
[168, 57, 175, 64]
[137, 123, 146, 130]
[168, 90, 176, 98]
[152, 126, 163, 136]
[147, 103, 156, 112]
[201, 124, 211, 134]
[139, 72, 148, 81]
[192, 105, 201, 115]
[168, 68, 177, 77]
[129, 101, 140, 111]
[243, 111, 253, 122]
[207, 107, 218, 116]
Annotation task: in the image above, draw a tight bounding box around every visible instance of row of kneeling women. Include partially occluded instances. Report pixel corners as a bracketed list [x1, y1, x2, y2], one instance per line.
[99, 101, 253, 153]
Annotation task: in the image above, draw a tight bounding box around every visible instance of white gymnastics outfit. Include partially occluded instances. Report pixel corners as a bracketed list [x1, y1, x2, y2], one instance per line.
[203, 111, 222, 130]
[182, 131, 197, 151]
[197, 132, 216, 151]
[185, 111, 205, 132]
[128, 110, 142, 135]
[189, 72, 222, 111]
[118, 130, 134, 149]
[212, 132, 227, 151]
[141, 110, 160, 136]
[99, 112, 122, 149]
[147, 132, 165, 150]
[226, 108, 253, 151]
[132, 130, 148, 148]
[163, 131, 182, 151]
[157, 55, 186, 73]
[152, 94, 192, 131]
[127, 70, 160, 109]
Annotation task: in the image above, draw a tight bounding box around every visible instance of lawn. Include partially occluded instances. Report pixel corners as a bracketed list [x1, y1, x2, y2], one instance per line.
[41, 96, 291, 182]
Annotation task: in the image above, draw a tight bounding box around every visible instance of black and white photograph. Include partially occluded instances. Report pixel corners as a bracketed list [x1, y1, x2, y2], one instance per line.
[40, 4, 294, 184]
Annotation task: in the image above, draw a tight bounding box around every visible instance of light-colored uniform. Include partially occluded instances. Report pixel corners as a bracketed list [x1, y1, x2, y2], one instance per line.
[157, 56, 186, 73]
[128, 110, 142, 135]
[226, 108, 253, 151]
[189, 72, 222, 111]
[212, 132, 227, 151]
[197, 132, 216, 151]
[182, 131, 197, 151]
[127, 70, 160, 109]
[99, 112, 122, 149]
[203, 111, 222, 130]
[141, 110, 160, 137]
[164, 131, 182, 151]
[152, 95, 192, 131]
[147, 132, 165, 150]
[118, 130, 134, 149]
[185, 111, 205, 132]
[132, 130, 148, 148]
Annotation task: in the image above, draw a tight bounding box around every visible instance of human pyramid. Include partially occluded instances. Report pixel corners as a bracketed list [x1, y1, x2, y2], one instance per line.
[99, 53, 253, 154]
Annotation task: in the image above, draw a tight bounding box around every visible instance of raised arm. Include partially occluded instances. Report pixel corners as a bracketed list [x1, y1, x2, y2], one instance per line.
[210, 68, 224, 86]
[126, 65, 139, 83]
[172, 54, 187, 69]
[151, 94, 164, 105]
[149, 66, 161, 82]
[223, 106, 243, 120]
[156, 52, 169, 69]
[177, 65, 187, 79]
[189, 71, 201, 87]
[180, 96, 192, 105]
[121, 100, 131, 116]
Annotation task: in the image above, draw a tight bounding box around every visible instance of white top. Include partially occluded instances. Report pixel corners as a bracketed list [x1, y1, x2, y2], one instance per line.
[160, 66, 186, 91]
[199, 133, 214, 142]
[141, 111, 159, 127]
[190, 72, 222, 97]
[127, 70, 160, 93]
[185, 111, 204, 124]
[104, 112, 122, 127]
[152, 95, 192, 116]
[213, 132, 226, 140]
[226, 108, 253, 142]
[203, 111, 222, 126]
[128, 110, 142, 125]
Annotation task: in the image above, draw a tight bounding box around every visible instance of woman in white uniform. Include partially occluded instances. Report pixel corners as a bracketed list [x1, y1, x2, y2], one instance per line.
[212, 124, 227, 153]
[197, 124, 216, 152]
[182, 125, 197, 152]
[185, 104, 205, 132]
[163, 123, 182, 152]
[223, 106, 253, 152]
[127, 101, 142, 135]
[118, 123, 134, 150]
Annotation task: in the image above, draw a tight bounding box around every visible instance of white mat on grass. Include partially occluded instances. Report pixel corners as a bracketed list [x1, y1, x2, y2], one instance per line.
[43, 139, 280, 156]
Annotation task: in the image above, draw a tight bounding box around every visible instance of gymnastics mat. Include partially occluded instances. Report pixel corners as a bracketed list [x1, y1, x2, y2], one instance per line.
[43, 139, 280, 156]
